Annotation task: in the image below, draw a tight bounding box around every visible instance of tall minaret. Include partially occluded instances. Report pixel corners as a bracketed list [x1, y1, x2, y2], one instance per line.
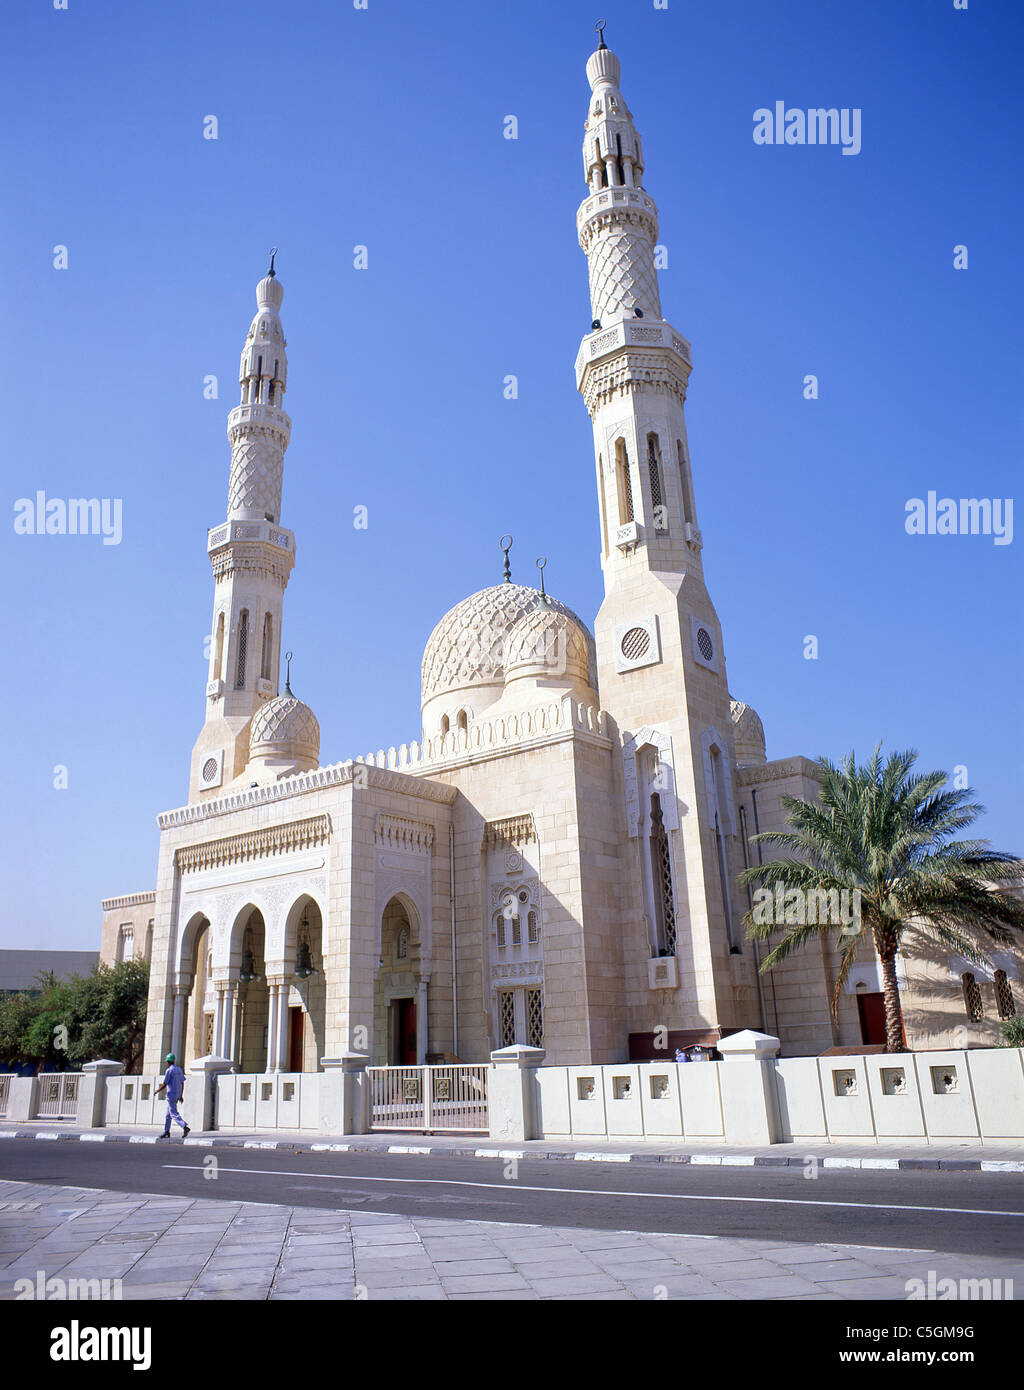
[188, 257, 296, 801]
[575, 32, 752, 1037]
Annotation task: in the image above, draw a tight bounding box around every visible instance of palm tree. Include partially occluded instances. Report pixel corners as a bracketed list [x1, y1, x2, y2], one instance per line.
[739, 746, 1024, 1052]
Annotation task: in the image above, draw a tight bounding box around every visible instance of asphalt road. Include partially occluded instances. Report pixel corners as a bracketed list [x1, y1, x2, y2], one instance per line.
[2, 1139, 1023, 1258]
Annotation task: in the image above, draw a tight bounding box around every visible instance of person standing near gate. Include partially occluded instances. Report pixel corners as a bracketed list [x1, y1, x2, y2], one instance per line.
[156, 1053, 190, 1139]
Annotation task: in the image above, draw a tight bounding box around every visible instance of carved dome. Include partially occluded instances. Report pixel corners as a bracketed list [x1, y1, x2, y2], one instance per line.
[503, 604, 594, 691]
[421, 583, 596, 710]
[249, 690, 320, 767]
[730, 698, 766, 766]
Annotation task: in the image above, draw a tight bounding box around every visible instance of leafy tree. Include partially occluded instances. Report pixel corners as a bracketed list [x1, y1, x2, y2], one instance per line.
[0, 991, 40, 1067]
[66, 959, 149, 1073]
[20, 972, 76, 1073]
[999, 1017, 1024, 1049]
[739, 746, 1024, 1053]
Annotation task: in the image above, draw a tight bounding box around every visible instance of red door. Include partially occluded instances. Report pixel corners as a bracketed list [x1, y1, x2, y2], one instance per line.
[397, 998, 417, 1064]
[857, 992, 887, 1045]
[288, 1007, 305, 1072]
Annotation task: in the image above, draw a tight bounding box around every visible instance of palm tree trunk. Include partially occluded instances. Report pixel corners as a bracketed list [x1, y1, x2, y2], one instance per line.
[878, 949, 905, 1052]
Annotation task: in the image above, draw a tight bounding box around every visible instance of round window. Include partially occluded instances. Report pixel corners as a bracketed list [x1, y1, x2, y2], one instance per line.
[202, 757, 219, 783]
[621, 626, 651, 661]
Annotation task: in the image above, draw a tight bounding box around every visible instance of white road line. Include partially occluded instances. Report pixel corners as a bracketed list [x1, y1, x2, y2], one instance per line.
[159, 1165, 1024, 1219]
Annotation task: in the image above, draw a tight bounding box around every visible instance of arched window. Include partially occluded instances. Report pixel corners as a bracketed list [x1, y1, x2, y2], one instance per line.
[510, 914, 521, 946]
[213, 612, 225, 681]
[235, 610, 249, 689]
[144, 921, 153, 963]
[677, 440, 694, 525]
[615, 438, 634, 524]
[995, 970, 1016, 1019]
[440, 714, 450, 737]
[528, 910, 539, 944]
[261, 613, 273, 681]
[649, 792, 677, 954]
[647, 434, 666, 532]
[495, 913, 506, 949]
[962, 973, 984, 1022]
[457, 710, 468, 734]
[396, 927, 408, 961]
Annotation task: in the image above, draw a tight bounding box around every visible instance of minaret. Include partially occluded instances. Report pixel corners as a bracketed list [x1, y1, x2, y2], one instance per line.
[188, 256, 296, 801]
[575, 32, 752, 1037]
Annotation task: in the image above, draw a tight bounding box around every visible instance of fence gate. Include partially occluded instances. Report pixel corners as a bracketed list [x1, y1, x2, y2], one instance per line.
[367, 1064, 488, 1134]
[35, 1073, 81, 1119]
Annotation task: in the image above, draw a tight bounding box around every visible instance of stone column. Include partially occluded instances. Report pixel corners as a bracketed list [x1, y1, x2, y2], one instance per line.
[220, 984, 237, 1064]
[417, 977, 430, 1063]
[76, 1060, 124, 1128]
[263, 980, 279, 1073]
[717, 1029, 782, 1145]
[488, 1044, 546, 1141]
[212, 987, 226, 1060]
[170, 988, 188, 1061]
[275, 982, 292, 1072]
[320, 1052, 369, 1135]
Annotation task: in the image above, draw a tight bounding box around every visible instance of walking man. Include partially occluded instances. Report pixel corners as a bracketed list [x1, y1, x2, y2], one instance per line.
[156, 1053, 190, 1139]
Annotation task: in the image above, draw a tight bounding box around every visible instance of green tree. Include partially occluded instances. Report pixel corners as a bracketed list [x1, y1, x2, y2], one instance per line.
[0, 991, 41, 1066]
[20, 972, 76, 1073]
[66, 959, 149, 1073]
[739, 746, 1024, 1053]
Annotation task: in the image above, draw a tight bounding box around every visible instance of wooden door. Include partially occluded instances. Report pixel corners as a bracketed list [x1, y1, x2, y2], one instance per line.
[397, 998, 417, 1064]
[857, 992, 887, 1045]
[288, 1006, 305, 1072]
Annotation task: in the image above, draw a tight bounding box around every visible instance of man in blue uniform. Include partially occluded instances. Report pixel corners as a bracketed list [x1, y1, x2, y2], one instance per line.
[156, 1053, 190, 1139]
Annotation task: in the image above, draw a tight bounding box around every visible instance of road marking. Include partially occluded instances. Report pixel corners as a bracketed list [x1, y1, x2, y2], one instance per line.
[981, 1161, 1024, 1173]
[690, 1155, 721, 1165]
[389, 1145, 431, 1155]
[35, 1133, 61, 1141]
[474, 1149, 525, 1160]
[860, 1159, 900, 1170]
[574, 1152, 632, 1163]
[160, 1165, 1024, 1220]
[243, 1141, 278, 1150]
[129, 1136, 157, 1144]
[311, 1144, 350, 1153]
[79, 1135, 106, 1143]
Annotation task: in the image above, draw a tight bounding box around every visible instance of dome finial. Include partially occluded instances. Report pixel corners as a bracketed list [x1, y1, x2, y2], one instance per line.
[594, 18, 607, 49]
[499, 534, 513, 583]
[536, 556, 549, 605]
[284, 648, 293, 695]
[268, 246, 278, 278]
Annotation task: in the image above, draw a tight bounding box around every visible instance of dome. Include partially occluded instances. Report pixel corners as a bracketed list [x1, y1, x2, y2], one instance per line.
[730, 698, 766, 766]
[256, 274, 284, 312]
[249, 690, 320, 771]
[421, 583, 597, 712]
[503, 604, 594, 691]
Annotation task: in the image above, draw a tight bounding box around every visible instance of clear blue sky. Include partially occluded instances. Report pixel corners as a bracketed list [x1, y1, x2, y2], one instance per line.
[2, 0, 1021, 948]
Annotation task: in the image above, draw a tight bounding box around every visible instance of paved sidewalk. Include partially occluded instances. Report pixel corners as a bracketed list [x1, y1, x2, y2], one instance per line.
[2, 1121, 1023, 1172]
[1, 1178, 1021, 1301]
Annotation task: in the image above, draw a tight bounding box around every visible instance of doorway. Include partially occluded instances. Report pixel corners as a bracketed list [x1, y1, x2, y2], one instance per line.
[393, 998, 417, 1064]
[288, 1007, 305, 1072]
[857, 991, 886, 1045]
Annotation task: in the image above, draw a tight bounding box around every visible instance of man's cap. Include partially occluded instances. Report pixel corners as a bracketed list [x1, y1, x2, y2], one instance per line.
[165, 1053, 176, 1063]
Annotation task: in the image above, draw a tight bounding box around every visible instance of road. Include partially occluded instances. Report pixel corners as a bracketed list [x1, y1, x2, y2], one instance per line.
[2, 1139, 1022, 1258]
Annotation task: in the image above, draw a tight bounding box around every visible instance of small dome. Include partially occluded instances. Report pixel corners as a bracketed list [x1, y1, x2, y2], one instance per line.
[249, 690, 319, 769]
[256, 274, 284, 312]
[730, 699, 766, 766]
[421, 583, 596, 712]
[503, 604, 593, 691]
[586, 45, 621, 91]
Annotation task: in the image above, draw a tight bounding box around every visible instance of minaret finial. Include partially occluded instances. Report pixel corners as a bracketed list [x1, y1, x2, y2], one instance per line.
[284, 649, 293, 695]
[268, 246, 278, 278]
[594, 18, 607, 49]
[500, 534, 513, 583]
[536, 556, 549, 604]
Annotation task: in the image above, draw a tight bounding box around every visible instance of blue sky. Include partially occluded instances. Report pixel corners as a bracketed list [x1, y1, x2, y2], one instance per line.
[2, 0, 1021, 948]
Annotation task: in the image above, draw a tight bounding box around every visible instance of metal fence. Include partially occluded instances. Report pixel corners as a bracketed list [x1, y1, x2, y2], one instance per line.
[366, 1064, 489, 1133]
[35, 1072, 81, 1119]
[0, 1074, 9, 1118]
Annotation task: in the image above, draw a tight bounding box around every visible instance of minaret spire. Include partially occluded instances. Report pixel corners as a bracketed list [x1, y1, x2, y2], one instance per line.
[188, 261, 297, 801]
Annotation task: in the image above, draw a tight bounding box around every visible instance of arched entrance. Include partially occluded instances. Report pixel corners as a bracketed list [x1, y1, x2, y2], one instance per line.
[180, 914, 213, 1069]
[373, 895, 425, 1065]
[281, 895, 326, 1071]
[233, 907, 269, 1072]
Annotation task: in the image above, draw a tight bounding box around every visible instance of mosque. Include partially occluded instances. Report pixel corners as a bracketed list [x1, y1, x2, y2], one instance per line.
[97, 34, 1017, 1074]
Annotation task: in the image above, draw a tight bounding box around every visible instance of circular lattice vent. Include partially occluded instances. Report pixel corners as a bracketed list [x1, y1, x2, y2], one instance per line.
[621, 627, 651, 661]
[696, 627, 714, 663]
[202, 757, 219, 783]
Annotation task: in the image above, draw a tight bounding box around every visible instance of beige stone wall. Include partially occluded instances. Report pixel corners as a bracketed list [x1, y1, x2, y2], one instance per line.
[99, 893, 156, 969]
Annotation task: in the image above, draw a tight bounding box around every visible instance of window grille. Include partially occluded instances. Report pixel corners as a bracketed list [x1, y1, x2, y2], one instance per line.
[498, 991, 515, 1048]
[261, 613, 273, 681]
[511, 914, 521, 946]
[396, 928, 408, 960]
[235, 611, 249, 688]
[962, 973, 983, 1022]
[647, 435, 666, 531]
[527, 989, 543, 1047]
[616, 439, 633, 524]
[495, 913, 505, 948]
[995, 970, 1016, 1019]
[677, 440, 694, 525]
[650, 794, 677, 954]
[528, 910, 539, 944]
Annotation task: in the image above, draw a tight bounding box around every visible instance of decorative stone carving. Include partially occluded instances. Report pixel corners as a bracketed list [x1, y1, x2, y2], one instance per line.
[175, 815, 330, 873]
